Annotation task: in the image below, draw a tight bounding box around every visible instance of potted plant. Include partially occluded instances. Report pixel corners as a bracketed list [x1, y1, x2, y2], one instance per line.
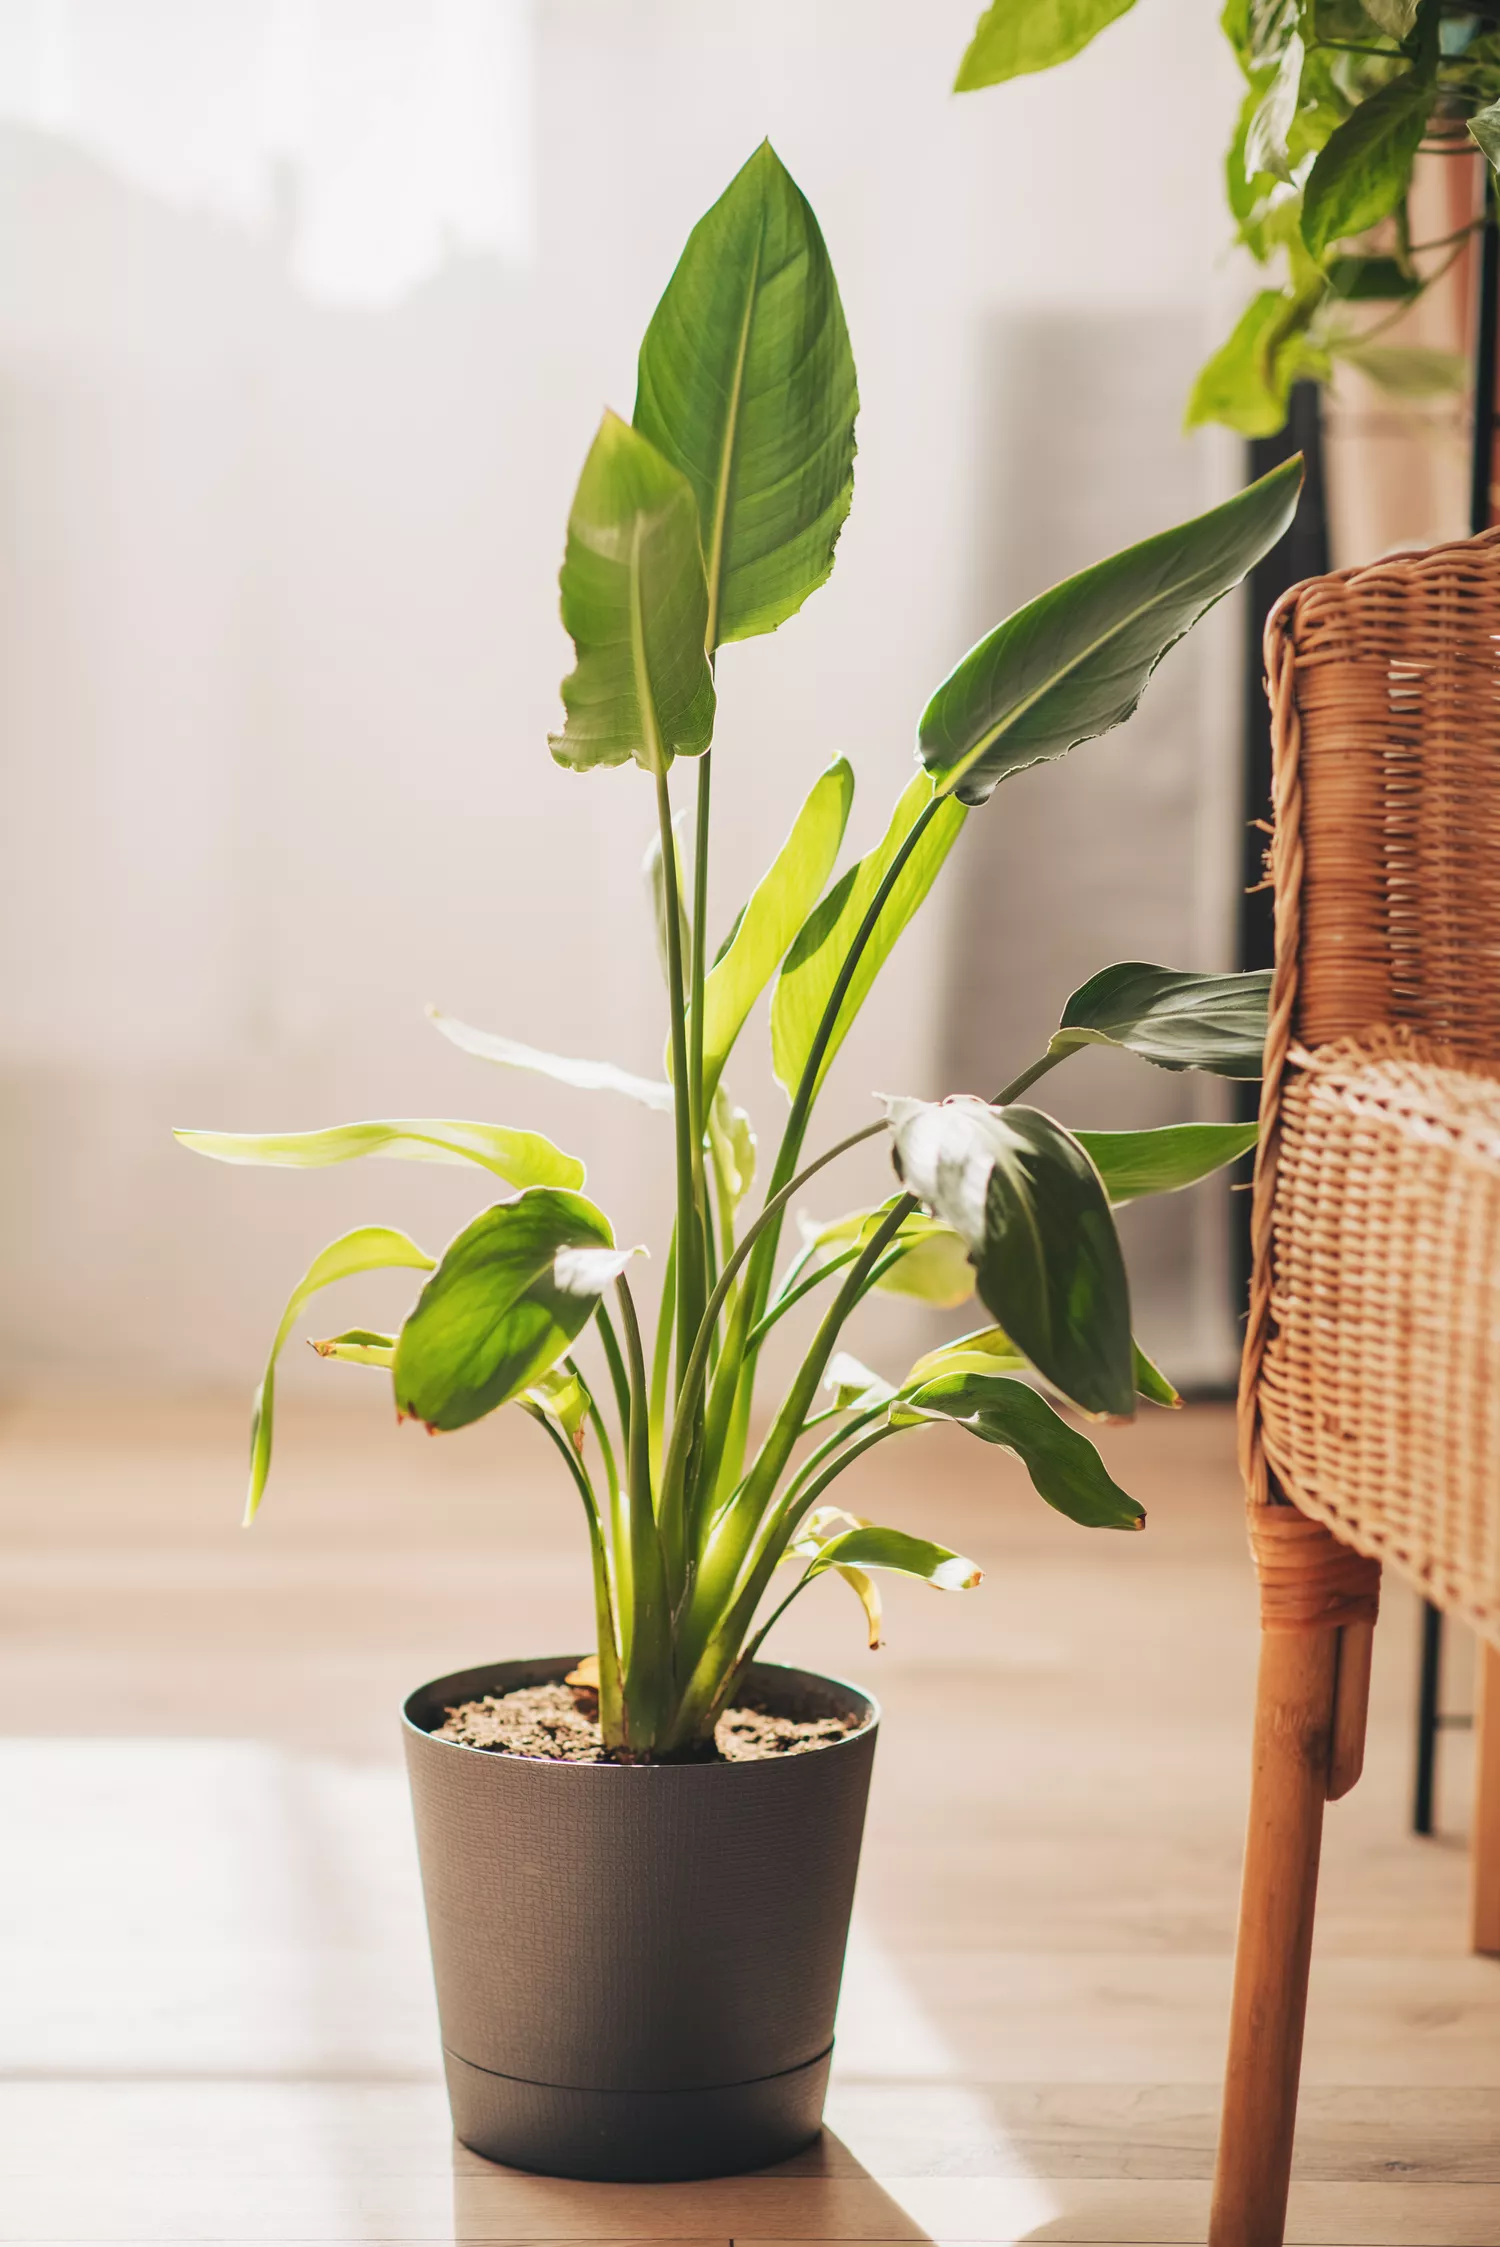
[178, 144, 1298, 2183]
[953, 0, 1500, 437]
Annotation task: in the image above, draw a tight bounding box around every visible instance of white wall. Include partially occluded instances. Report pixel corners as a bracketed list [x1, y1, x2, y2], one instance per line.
[0, 0, 1246, 1397]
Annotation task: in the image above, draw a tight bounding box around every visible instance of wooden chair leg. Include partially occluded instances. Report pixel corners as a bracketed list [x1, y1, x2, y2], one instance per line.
[1209, 1625, 1339, 2247]
[1473, 1638, 1500, 1956]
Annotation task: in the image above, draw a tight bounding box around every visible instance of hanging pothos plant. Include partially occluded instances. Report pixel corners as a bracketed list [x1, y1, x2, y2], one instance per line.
[955, 0, 1500, 436]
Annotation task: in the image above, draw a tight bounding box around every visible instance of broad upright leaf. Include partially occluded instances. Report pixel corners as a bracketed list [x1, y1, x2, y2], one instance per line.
[633, 141, 858, 646]
[891, 1372, 1145, 1530]
[771, 773, 966, 1098]
[428, 1007, 672, 1112]
[954, 0, 1138, 89]
[916, 460, 1302, 805]
[884, 1095, 1134, 1419]
[550, 412, 716, 775]
[699, 758, 853, 1104]
[246, 1227, 436, 1524]
[1050, 963, 1270, 1076]
[1071, 1121, 1260, 1203]
[176, 1117, 584, 1191]
[1301, 70, 1432, 260]
[393, 1189, 618, 1433]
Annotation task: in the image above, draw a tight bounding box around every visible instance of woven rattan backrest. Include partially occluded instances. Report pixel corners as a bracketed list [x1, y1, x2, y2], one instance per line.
[1267, 525, 1500, 1062]
[1240, 527, 1500, 1646]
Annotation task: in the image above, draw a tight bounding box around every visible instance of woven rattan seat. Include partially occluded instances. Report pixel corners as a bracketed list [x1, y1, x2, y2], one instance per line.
[1255, 1030, 1500, 1643]
[1211, 528, 1500, 2247]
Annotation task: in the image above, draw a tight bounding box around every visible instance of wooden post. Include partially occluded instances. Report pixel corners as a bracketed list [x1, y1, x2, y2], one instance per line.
[1473, 1638, 1500, 1956]
[1209, 1626, 1339, 2247]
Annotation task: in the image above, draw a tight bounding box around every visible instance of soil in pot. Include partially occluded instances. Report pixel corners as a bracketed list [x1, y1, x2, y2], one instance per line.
[432, 1676, 863, 1763]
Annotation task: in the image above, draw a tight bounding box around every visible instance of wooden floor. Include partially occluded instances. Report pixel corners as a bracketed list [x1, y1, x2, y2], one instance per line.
[1, 1391, 1496, 2245]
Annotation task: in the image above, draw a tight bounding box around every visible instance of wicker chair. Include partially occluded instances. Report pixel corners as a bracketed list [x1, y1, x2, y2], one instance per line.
[1209, 528, 1500, 2247]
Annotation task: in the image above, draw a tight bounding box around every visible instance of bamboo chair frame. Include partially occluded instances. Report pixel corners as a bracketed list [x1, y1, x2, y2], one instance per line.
[1209, 527, 1500, 2247]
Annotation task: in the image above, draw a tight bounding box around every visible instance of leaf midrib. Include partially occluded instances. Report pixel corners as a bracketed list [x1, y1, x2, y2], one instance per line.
[704, 212, 765, 651]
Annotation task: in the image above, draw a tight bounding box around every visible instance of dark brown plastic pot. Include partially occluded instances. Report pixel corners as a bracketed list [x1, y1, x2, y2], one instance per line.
[402, 1652, 878, 2181]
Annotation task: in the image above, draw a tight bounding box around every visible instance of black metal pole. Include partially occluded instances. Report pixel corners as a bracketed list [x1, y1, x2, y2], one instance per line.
[1414, 165, 1498, 1838]
[1470, 173, 1499, 539]
[1413, 1598, 1444, 1834]
[1233, 386, 1329, 1313]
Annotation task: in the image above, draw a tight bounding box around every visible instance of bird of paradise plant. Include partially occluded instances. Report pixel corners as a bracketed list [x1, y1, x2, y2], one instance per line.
[179, 144, 1300, 1759]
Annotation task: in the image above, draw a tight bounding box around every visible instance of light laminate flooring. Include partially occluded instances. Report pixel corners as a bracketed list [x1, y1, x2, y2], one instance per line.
[0, 1391, 1495, 2245]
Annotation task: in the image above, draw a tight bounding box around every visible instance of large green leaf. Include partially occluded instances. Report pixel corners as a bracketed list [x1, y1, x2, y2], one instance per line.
[1071, 1121, 1260, 1203]
[916, 460, 1302, 805]
[891, 1372, 1145, 1530]
[884, 1095, 1135, 1419]
[428, 1007, 672, 1112]
[800, 1522, 983, 1591]
[1301, 68, 1432, 260]
[550, 412, 716, 775]
[246, 1228, 436, 1524]
[1050, 963, 1271, 1076]
[176, 1117, 584, 1191]
[954, 0, 1138, 89]
[633, 141, 858, 647]
[698, 758, 853, 1104]
[393, 1189, 622, 1433]
[771, 773, 966, 1098]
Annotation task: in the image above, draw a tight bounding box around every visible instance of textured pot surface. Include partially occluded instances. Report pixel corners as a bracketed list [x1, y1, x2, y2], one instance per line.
[402, 1653, 878, 2180]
